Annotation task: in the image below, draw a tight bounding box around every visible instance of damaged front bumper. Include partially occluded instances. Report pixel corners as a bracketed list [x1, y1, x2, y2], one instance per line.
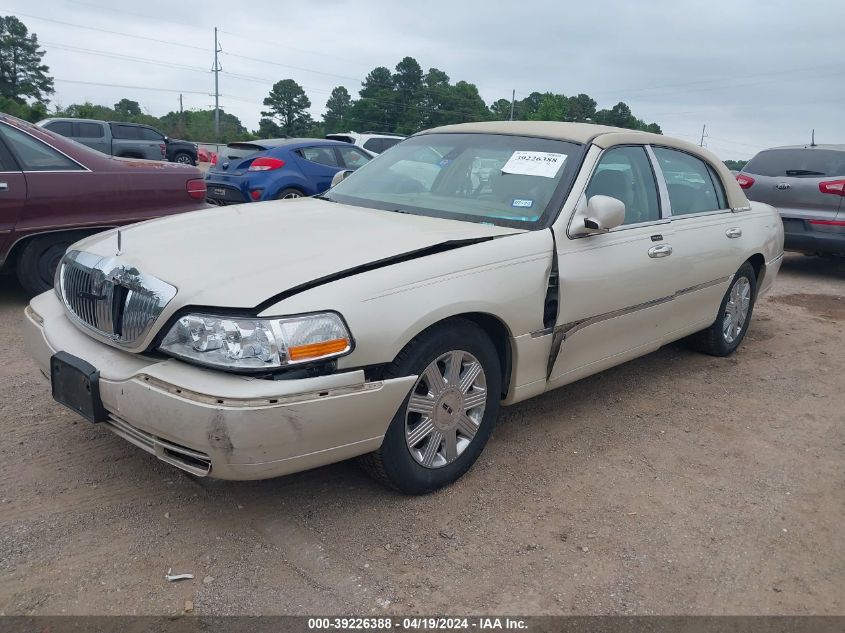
[24, 292, 415, 480]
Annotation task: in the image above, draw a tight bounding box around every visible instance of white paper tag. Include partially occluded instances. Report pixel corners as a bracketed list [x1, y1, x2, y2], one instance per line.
[501, 151, 567, 179]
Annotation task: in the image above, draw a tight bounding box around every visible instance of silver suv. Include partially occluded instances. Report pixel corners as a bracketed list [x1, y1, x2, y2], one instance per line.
[737, 144, 845, 255]
[325, 132, 405, 155]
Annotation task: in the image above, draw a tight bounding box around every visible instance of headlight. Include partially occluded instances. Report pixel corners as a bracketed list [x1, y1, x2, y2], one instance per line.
[159, 312, 352, 371]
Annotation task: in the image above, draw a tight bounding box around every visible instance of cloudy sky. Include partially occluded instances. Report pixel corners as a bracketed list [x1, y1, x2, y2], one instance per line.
[6, 0, 843, 159]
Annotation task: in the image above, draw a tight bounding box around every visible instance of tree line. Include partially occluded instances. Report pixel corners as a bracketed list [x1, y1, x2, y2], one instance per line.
[1, 13, 750, 170]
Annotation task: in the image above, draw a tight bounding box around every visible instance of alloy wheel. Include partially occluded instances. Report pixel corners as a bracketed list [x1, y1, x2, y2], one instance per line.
[723, 277, 751, 344]
[404, 350, 487, 469]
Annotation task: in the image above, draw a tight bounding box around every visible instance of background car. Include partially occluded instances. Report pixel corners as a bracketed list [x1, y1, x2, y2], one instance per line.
[325, 131, 405, 155]
[0, 114, 208, 294]
[737, 144, 845, 255]
[204, 138, 371, 205]
[38, 118, 198, 165]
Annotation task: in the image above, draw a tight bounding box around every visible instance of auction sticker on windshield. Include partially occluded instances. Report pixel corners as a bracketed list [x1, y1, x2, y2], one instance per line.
[501, 151, 567, 178]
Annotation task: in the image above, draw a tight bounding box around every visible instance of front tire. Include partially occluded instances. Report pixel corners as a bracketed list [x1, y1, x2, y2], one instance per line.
[275, 188, 304, 200]
[688, 262, 757, 356]
[173, 152, 195, 166]
[359, 319, 502, 494]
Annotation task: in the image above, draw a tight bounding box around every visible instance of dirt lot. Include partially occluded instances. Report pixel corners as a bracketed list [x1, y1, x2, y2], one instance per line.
[1, 254, 842, 616]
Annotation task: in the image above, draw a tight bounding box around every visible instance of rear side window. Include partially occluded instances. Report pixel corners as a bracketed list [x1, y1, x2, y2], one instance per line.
[77, 122, 105, 138]
[112, 124, 140, 139]
[299, 146, 339, 167]
[380, 138, 401, 151]
[44, 121, 73, 137]
[337, 146, 370, 169]
[744, 148, 845, 178]
[586, 146, 660, 225]
[0, 125, 83, 171]
[653, 147, 725, 215]
[363, 138, 383, 153]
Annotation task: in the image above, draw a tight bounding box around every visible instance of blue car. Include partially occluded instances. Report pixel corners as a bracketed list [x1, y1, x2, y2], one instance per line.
[205, 138, 371, 205]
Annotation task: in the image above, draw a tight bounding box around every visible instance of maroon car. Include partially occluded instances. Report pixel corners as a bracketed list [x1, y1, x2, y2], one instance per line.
[0, 114, 208, 294]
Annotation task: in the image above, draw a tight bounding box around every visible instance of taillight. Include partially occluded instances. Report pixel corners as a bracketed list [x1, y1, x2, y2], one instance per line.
[819, 179, 845, 196]
[735, 174, 755, 189]
[248, 157, 286, 171]
[186, 178, 206, 200]
[210, 153, 217, 166]
[160, 143, 166, 157]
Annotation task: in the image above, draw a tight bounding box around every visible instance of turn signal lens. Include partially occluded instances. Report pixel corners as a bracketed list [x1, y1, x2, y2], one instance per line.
[289, 338, 351, 361]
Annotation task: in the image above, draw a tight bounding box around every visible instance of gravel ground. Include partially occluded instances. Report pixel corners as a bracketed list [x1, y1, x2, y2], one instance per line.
[0, 254, 842, 616]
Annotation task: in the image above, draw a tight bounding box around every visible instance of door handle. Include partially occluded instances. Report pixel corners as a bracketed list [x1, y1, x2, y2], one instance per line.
[648, 244, 673, 258]
[726, 227, 742, 239]
[0, 182, 8, 192]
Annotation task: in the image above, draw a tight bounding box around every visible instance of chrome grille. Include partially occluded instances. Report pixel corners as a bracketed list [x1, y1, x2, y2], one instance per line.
[58, 250, 177, 347]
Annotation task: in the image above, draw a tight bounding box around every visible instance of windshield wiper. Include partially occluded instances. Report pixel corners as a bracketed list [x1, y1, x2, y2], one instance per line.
[785, 169, 825, 176]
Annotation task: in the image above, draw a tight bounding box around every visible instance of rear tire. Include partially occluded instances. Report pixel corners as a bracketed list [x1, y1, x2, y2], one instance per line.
[687, 262, 757, 357]
[358, 319, 501, 494]
[16, 232, 89, 295]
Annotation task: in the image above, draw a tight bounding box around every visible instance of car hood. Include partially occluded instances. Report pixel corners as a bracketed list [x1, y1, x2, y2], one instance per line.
[74, 198, 523, 310]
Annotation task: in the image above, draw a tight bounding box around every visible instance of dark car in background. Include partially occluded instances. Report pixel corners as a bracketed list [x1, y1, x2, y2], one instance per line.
[38, 118, 199, 165]
[0, 114, 208, 294]
[204, 138, 371, 205]
[737, 144, 845, 255]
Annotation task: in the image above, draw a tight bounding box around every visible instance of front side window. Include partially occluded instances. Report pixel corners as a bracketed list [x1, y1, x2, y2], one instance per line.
[337, 146, 370, 169]
[654, 147, 725, 215]
[326, 133, 583, 228]
[0, 124, 82, 171]
[299, 146, 339, 167]
[76, 122, 105, 138]
[139, 127, 164, 141]
[585, 146, 660, 225]
[112, 124, 140, 140]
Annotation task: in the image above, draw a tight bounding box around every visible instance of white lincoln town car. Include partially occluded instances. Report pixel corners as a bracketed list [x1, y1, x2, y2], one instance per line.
[24, 122, 784, 493]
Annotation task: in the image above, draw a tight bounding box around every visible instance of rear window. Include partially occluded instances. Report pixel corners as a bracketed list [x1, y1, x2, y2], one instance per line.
[744, 148, 845, 178]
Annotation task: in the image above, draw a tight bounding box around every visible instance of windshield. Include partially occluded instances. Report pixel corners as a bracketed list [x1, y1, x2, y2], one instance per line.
[325, 133, 583, 228]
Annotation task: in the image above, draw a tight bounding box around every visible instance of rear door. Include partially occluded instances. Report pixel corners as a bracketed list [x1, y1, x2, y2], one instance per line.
[741, 148, 844, 221]
[296, 145, 342, 193]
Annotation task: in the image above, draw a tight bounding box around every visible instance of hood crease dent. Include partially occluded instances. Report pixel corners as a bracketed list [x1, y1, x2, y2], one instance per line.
[72, 198, 523, 314]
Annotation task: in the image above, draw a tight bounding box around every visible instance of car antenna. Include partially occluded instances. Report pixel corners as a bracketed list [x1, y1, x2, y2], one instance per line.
[116, 229, 122, 256]
[810, 129, 816, 147]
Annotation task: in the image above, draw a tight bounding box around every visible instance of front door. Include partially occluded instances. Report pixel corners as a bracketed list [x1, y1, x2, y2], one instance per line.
[0, 133, 27, 262]
[547, 145, 677, 389]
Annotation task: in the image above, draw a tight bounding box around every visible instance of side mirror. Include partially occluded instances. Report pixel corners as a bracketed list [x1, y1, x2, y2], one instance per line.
[571, 194, 626, 235]
[331, 169, 354, 188]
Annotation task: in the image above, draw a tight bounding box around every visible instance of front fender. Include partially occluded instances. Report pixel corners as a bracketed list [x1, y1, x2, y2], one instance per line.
[259, 230, 555, 371]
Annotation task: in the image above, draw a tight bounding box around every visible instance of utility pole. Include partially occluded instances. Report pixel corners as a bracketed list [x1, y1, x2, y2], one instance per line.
[212, 27, 222, 140]
[509, 89, 515, 121]
[811, 129, 816, 147]
[179, 93, 183, 114]
[698, 123, 707, 147]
